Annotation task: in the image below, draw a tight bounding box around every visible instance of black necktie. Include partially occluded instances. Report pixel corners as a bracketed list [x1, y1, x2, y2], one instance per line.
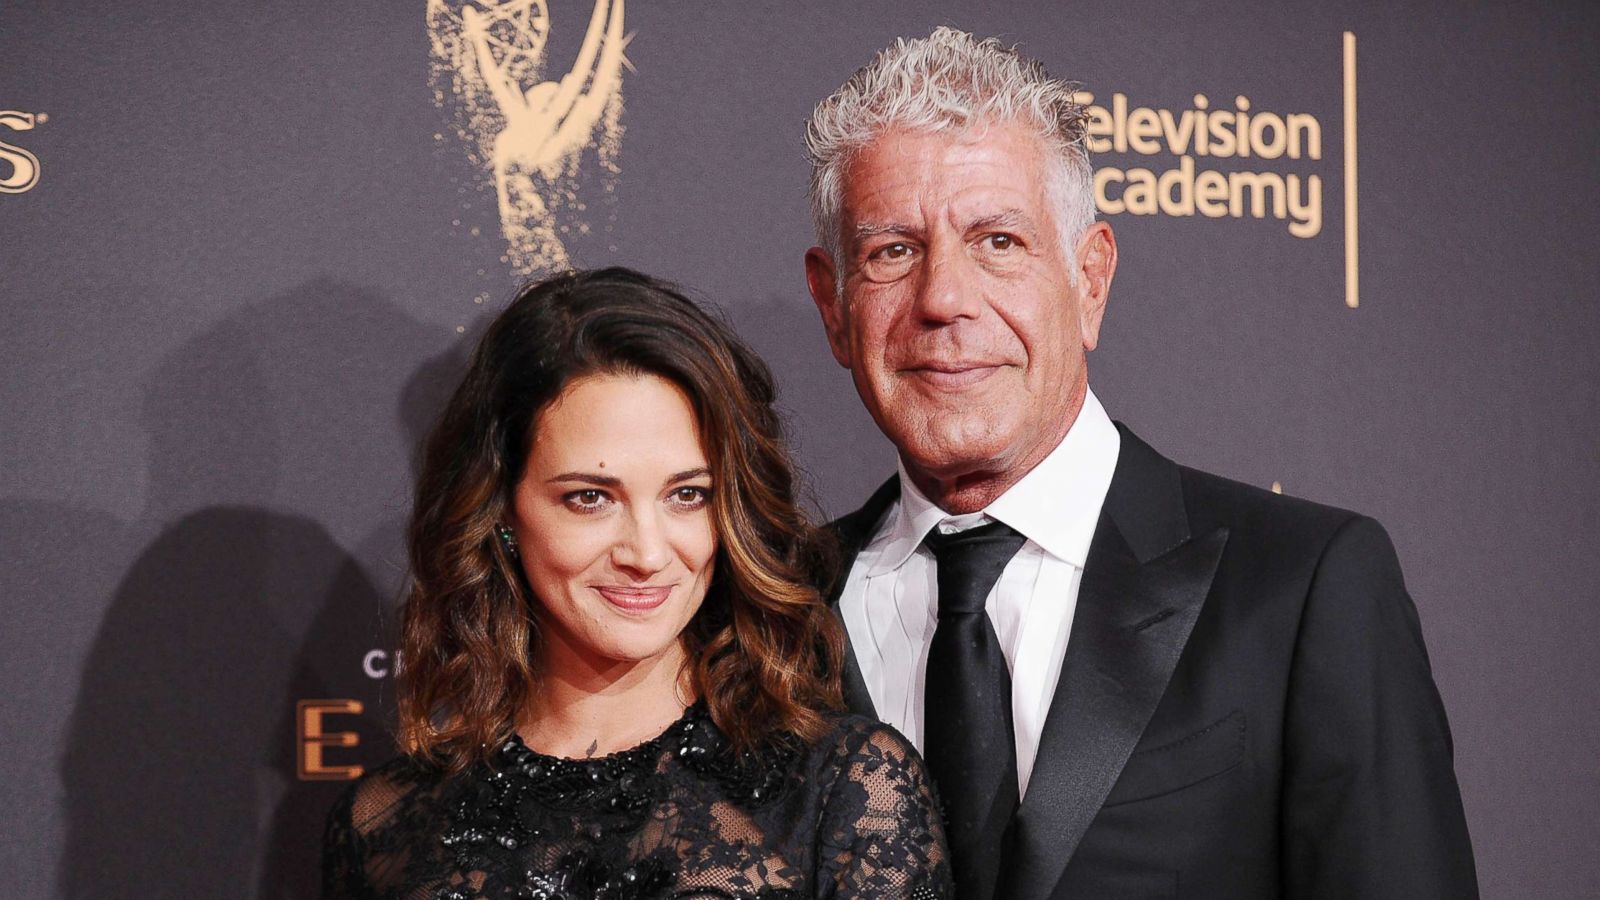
[921, 520, 1028, 900]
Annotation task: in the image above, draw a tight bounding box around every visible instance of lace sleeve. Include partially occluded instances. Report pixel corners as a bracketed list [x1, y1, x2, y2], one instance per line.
[815, 722, 953, 900]
[319, 759, 440, 899]
[320, 780, 369, 898]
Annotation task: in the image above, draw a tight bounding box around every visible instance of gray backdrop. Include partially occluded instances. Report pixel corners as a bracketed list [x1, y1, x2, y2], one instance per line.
[3, 1, 1596, 896]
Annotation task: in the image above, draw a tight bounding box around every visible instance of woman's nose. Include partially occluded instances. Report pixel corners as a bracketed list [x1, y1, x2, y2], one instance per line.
[611, 507, 671, 577]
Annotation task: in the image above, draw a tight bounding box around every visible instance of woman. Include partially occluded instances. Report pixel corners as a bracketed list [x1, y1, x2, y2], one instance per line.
[322, 268, 951, 899]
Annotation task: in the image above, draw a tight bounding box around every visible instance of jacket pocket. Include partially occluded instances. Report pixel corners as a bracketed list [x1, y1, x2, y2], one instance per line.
[1103, 710, 1246, 807]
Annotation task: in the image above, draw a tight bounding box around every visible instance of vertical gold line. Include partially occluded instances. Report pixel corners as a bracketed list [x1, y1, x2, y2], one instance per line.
[1344, 31, 1359, 309]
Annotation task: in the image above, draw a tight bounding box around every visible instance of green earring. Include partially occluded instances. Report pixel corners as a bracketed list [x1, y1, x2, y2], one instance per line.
[496, 524, 519, 557]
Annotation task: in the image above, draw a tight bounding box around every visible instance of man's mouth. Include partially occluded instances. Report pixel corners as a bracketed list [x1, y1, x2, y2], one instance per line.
[902, 361, 1004, 389]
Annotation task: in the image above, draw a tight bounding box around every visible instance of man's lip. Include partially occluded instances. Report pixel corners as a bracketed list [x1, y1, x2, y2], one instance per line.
[904, 360, 1002, 373]
[594, 585, 673, 611]
[902, 363, 1004, 388]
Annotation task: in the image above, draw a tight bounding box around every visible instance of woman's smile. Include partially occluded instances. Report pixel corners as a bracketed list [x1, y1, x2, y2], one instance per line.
[593, 583, 676, 613]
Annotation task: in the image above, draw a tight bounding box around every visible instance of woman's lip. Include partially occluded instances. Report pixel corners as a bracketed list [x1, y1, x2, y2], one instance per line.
[594, 586, 673, 611]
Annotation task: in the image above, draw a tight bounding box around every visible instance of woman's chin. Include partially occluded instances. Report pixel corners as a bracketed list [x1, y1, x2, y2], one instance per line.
[586, 626, 685, 668]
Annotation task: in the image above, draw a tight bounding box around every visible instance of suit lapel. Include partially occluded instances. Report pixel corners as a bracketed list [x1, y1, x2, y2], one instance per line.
[825, 477, 900, 720]
[1001, 426, 1229, 900]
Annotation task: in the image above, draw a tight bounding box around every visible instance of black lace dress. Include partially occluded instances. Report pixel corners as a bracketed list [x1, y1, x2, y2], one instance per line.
[321, 705, 951, 899]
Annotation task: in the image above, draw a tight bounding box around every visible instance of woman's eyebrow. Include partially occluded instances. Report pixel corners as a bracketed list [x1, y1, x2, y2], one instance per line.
[545, 468, 710, 486]
[546, 471, 622, 487]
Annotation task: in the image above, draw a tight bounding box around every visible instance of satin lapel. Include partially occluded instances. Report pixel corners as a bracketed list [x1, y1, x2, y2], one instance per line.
[1001, 426, 1229, 900]
[824, 477, 900, 720]
[835, 609, 877, 719]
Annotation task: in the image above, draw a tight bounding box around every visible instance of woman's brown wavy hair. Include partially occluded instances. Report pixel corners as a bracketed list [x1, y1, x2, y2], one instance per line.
[398, 267, 844, 771]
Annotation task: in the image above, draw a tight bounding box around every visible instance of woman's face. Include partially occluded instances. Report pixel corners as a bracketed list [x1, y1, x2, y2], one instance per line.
[510, 372, 717, 674]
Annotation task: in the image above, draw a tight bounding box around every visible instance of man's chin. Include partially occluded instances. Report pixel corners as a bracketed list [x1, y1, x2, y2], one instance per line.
[895, 429, 1014, 481]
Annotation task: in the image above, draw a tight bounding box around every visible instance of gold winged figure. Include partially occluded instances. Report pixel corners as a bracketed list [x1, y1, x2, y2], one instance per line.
[436, 0, 627, 271]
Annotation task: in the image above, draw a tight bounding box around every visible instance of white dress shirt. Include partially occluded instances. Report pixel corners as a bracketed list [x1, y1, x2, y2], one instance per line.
[838, 388, 1121, 798]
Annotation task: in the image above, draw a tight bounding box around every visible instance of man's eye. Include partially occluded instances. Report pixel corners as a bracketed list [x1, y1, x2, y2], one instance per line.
[872, 242, 915, 261]
[986, 233, 1017, 251]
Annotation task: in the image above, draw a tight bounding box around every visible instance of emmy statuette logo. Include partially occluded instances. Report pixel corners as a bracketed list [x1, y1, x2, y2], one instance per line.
[428, 0, 629, 273]
[0, 110, 44, 194]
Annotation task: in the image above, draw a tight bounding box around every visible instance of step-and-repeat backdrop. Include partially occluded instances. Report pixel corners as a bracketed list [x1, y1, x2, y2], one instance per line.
[4, 1, 1596, 895]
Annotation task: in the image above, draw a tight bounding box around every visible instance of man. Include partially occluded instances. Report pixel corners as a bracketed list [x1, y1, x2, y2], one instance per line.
[803, 27, 1477, 899]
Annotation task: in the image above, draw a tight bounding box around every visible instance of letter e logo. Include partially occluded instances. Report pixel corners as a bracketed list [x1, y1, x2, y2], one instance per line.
[298, 699, 365, 781]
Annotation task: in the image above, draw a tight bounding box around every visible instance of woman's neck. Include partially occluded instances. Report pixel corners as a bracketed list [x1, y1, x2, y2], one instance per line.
[518, 635, 693, 759]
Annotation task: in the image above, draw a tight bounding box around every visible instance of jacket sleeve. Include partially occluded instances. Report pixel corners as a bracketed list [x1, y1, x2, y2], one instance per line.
[1281, 514, 1478, 898]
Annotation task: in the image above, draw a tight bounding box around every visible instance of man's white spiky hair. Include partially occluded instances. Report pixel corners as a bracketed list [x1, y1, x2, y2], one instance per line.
[805, 26, 1095, 266]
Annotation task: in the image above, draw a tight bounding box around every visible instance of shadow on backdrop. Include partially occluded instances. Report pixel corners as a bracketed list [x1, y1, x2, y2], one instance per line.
[0, 499, 139, 899]
[257, 332, 472, 899]
[58, 280, 453, 898]
[726, 291, 895, 519]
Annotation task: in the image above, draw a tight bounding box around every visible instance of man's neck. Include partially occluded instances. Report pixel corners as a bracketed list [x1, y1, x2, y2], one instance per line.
[905, 466, 1023, 515]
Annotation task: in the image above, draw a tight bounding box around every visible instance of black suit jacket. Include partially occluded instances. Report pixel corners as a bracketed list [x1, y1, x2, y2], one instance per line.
[826, 425, 1477, 899]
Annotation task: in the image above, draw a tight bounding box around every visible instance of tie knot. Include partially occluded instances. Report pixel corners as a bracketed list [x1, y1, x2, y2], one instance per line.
[921, 518, 1025, 556]
[921, 520, 1029, 617]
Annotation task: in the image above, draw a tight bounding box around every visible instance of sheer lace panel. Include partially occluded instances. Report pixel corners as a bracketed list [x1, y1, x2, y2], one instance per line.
[815, 725, 949, 900]
[320, 707, 951, 900]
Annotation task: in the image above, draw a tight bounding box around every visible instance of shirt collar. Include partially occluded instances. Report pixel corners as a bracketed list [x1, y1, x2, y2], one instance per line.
[865, 387, 1121, 574]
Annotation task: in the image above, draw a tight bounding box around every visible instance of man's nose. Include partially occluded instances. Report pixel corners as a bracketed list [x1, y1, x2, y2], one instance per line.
[611, 506, 672, 577]
[913, 241, 985, 323]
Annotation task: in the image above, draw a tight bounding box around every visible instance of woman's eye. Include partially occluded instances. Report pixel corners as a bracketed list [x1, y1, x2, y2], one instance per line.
[668, 486, 711, 510]
[563, 489, 611, 513]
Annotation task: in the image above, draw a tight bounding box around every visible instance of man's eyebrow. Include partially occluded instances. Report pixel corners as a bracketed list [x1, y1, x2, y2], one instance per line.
[547, 471, 622, 487]
[967, 209, 1035, 232]
[853, 221, 918, 239]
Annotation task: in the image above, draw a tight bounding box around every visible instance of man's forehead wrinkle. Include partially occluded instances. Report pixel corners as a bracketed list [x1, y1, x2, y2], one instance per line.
[844, 167, 929, 221]
[841, 126, 1051, 249]
[960, 207, 1032, 231]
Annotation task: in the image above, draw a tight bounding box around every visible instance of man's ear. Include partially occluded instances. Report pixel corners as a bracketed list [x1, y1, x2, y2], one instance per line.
[1075, 222, 1117, 352]
[805, 247, 853, 368]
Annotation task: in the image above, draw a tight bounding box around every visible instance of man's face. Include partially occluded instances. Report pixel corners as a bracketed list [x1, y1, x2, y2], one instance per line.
[805, 124, 1116, 499]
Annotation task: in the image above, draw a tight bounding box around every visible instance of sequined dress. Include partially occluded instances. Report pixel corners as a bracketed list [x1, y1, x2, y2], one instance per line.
[321, 705, 951, 899]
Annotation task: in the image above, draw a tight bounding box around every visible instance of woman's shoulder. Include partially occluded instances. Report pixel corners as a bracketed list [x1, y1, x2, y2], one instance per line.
[322, 754, 466, 894]
[327, 753, 452, 841]
[803, 712, 934, 789]
[815, 712, 922, 760]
